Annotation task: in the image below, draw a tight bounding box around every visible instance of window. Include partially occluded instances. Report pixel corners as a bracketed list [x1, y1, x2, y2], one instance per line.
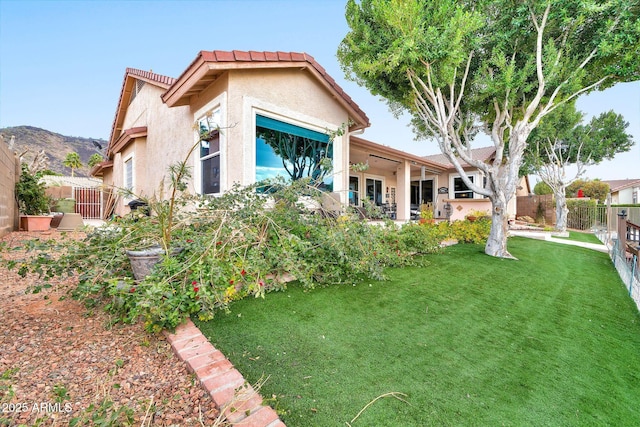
[349, 176, 360, 206]
[366, 178, 383, 206]
[198, 110, 221, 195]
[411, 180, 434, 205]
[124, 156, 133, 192]
[256, 115, 332, 192]
[453, 176, 474, 199]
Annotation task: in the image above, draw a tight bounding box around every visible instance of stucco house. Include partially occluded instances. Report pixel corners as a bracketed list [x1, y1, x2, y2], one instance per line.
[603, 179, 640, 204]
[92, 50, 523, 221]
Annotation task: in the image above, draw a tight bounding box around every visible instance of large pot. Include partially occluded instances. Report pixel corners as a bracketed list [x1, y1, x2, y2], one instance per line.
[54, 198, 76, 214]
[126, 246, 182, 281]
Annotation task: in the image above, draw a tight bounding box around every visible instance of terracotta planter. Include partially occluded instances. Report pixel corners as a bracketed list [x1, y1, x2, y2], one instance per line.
[466, 216, 477, 222]
[20, 215, 53, 232]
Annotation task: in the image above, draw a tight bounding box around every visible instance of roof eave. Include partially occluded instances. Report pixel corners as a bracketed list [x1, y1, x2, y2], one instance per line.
[350, 136, 447, 173]
[161, 51, 370, 130]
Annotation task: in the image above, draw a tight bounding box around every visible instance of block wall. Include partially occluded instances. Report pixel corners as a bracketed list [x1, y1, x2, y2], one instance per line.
[0, 139, 19, 237]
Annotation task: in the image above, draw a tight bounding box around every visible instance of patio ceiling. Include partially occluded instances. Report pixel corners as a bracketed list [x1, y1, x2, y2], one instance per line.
[350, 136, 446, 175]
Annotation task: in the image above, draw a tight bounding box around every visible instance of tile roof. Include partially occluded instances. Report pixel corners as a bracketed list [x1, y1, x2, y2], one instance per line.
[125, 68, 176, 87]
[108, 68, 175, 154]
[423, 146, 497, 169]
[602, 179, 640, 192]
[162, 50, 370, 130]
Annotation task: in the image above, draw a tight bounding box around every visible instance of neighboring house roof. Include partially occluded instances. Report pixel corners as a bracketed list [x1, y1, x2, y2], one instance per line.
[423, 146, 497, 169]
[161, 50, 370, 131]
[108, 68, 176, 153]
[603, 179, 640, 193]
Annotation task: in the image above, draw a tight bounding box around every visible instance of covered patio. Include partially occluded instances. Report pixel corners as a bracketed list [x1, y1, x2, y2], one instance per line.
[348, 137, 448, 221]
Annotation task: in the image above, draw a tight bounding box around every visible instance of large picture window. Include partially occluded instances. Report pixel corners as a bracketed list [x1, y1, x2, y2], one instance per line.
[256, 115, 332, 191]
[198, 110, 221, 195]
[453, 176, 474, 199]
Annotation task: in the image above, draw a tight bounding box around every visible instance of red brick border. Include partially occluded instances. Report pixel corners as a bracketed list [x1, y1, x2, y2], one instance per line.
[164, 320, 286, 427]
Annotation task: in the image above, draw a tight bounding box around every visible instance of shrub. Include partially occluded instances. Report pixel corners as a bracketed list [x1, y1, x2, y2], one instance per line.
[15, 164, 50, 215]
[5, 180, 424, 333]
[449, 218, 492, 244]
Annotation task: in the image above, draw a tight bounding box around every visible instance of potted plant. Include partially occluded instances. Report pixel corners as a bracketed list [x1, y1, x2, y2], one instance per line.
[125, 131, 205, 280]
[419, 203, 435, 224]
[15, 164, 53, 231]
[465, 209, 489, 223]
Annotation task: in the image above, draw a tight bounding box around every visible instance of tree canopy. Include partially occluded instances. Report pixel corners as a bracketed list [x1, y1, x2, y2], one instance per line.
[339, 0, 640, 124]
[338, 0, 639, 257]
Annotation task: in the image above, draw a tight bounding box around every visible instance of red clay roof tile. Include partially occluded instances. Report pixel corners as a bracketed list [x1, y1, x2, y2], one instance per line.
[233, 50, 251, 61]
[126, 68, 176, 87]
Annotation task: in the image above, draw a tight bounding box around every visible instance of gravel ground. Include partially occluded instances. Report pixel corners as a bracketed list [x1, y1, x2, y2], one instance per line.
[0, 231, 225, 426]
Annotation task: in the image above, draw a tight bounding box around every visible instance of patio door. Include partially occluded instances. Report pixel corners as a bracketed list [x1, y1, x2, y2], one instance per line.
[421, 179, 434, 205]
[411, 179, 434, 205]
[366, 178, 383, 206]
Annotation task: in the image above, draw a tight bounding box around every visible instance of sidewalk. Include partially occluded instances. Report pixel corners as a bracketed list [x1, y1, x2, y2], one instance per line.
[509, 229, 609, 253]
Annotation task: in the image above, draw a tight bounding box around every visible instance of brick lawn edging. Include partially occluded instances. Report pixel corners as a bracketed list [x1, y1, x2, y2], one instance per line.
[164, 319, 286, 427]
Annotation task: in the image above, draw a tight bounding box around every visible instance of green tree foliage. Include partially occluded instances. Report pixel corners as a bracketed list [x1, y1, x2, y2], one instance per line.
[534, 181, 553, 195]
[523, 101, 632, 230]
[580, 180, 611, 202]
[524, 104, 634, 174]
[338, 0, 640, 257]
[63, 151, 82, 177]
[88, 153, 104, 168]
[567, 179, 587, 197]
[567, 179, 610, 202]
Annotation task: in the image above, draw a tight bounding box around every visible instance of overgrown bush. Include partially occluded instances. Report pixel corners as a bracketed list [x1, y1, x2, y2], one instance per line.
[414, 218, 491, 245]
[4, 179, 440, 333]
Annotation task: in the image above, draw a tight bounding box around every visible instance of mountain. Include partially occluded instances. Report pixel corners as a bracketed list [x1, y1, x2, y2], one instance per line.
[0, 126, 108, 177]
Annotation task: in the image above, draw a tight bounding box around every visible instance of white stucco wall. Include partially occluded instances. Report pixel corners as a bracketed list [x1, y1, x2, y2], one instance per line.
[617, 187, 640, 204]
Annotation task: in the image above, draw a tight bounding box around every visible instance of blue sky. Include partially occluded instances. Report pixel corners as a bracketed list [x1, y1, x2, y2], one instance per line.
[1, 0, 638, 181]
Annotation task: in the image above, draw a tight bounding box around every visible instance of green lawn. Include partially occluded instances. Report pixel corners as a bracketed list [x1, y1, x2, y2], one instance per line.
[557, 231, 604, 245]
[196, 237, 640, 426]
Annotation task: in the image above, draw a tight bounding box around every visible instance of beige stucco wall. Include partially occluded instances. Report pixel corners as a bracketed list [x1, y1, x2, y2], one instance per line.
[122, 83, 192, 197]
[186, 69, 350, 200]
[110, 82, 192, 215]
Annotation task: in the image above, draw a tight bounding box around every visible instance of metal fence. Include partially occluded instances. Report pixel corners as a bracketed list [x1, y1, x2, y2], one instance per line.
[569, 206, 640, 233]
[606, 238, 640, 312]
[595, 211, 640, 313]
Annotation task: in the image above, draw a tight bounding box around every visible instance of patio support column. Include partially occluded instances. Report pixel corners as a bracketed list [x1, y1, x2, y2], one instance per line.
[396, 160, 411, 221]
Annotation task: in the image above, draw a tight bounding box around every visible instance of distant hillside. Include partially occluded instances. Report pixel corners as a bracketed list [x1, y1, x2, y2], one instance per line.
[0, 126, 108, 177]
